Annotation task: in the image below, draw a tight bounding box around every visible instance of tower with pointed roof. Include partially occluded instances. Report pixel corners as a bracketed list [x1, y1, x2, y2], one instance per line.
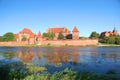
[113, 27, 118, 35]
[72, 27, 79, 40]
[113, 27, 117, 32]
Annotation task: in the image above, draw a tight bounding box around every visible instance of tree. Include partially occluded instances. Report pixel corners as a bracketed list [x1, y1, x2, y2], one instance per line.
[58, 33, 64, 40]
[89, 32, 99, 39]
[22, 36, 27, 41]
[99, 35, 120, 45]
[43, 32, 55, 40]
[115, 36, 120, 44]
[43, 33, 48, 38]
[2, 32, 16, 41]
[107, 36, 115, 44]
[47, 32, 55, 40]
[0, 36, 3, 41]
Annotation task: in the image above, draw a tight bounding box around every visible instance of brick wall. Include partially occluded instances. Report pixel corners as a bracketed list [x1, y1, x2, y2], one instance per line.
[41, 39, 98, 46]
[0, 41, 28, 46]
[0, 39, 98, 46]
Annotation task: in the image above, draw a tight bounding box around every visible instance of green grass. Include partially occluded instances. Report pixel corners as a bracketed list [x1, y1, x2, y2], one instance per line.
[98, 43, 120, 46]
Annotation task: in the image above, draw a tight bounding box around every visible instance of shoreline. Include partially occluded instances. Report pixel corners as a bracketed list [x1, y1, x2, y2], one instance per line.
[0, 43, 120, 47]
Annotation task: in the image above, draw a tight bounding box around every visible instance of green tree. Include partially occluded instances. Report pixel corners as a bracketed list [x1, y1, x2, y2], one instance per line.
[43, 32, 55, 40]
[43, 33, 48, 37]
[47, 32, 55, 40]
[22, 36, 27, 41]
[115, 36, 120, 44]
[58, 33, 64, 40]
[107, 36, 115, 44]
[2, 32, 16, 41]
[99, 35, 120, 45]
[0, 36, 3, 41]
[89, 32, 99, 39]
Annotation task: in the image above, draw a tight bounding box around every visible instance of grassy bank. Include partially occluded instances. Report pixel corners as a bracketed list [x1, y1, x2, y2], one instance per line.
[0, 62, 120, 80]
[0, 43, 99, 48]
[1, 43, 120, 47]
[98, 43, 120, 47]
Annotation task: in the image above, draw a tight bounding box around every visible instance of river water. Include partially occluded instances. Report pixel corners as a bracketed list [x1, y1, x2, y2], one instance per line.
[0, 46, 120, 73]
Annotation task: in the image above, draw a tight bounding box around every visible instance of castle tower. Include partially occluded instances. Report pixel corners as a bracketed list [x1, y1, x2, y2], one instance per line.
[37, 31, 42, 40]
[72, 27, 79, 40]
[113, 27, 118, 35]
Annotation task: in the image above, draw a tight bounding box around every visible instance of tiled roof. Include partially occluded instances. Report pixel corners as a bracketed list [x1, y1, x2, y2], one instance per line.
[20, 28, 33, 34]
[20, 28, 35, 38]
[48, 28, 64, 33]
[72, 27, 79, 32]
[47, 27, 70, 33]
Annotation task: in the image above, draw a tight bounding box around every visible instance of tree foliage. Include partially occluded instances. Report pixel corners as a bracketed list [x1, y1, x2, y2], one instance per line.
[115, 37, 120, 44]
[43, 33, 48, 37]
[2, 32, 16, 41]
[0, 36, 3, 41]
[89, 32, 99, 39]
[43, 32, 55, 40]
[99, 35, 120, 44]
[22, 36, 27, 41]
[58, 33, 64, 40]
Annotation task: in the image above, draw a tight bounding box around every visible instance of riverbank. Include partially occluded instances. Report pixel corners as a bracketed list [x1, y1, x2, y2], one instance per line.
[0, 43, 120, 48]
[0, 43, 99, 48]
[98, 43, 120, 47]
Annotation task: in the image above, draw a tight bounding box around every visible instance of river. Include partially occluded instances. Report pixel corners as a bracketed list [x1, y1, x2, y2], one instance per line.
[0, 46, 120, 73]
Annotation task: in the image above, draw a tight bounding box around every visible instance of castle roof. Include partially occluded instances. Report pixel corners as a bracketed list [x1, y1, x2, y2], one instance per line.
[20, 28, 33, 34]
[48, 28, 63, 33]
[20, 28, 35, 38]
[72, 27, 79, 32]
[47, 27, 70, 33]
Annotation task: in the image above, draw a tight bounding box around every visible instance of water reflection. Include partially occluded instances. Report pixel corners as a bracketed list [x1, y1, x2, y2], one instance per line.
[16, 51, 35, 63]
[0, 47, 120, 73]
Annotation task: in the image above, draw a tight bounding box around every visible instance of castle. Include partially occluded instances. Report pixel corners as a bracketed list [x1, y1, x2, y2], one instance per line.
[100, 27, 118, 38]
[46, 26, 79, 40]
[14, 26, 79, 44]
[14, 28, 42, 44]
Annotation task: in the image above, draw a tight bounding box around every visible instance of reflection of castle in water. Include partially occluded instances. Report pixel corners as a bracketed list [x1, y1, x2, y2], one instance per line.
[15, 50, 80, 65]
[16, 51, 35, 63]
[44, 51, 80, 66]
[14, 48, 120, 66]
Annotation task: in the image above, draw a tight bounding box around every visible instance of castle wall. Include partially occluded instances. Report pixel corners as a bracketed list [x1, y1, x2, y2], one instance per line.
[0, 39, 98, 46]
[41, 39, 98, 46]
[0, 41, 28, 46]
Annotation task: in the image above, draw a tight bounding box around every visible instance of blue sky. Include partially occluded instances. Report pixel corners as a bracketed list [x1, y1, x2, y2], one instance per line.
[0, 0, 120, 37]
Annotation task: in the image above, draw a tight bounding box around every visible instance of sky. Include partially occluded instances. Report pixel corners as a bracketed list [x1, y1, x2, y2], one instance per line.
[0, 0, 120, 37]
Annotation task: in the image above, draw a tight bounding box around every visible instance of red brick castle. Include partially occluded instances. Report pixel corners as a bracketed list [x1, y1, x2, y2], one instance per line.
[14, 26, 79, 44]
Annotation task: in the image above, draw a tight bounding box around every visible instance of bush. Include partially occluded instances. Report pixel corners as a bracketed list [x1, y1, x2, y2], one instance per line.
[0, 62, 29, 80]
[0, 63, 120, 80]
